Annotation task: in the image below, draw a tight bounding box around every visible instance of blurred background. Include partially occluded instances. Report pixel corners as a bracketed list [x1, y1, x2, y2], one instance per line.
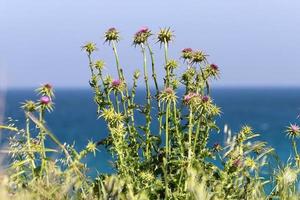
[1, 0, 300, 174]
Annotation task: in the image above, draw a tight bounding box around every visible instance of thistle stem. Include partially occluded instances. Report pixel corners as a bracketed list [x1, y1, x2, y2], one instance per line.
[163, 158, 169, 199]
[188, 107, 194, 164]
[39, 107, 49, 185]
[87, 54, 94, 75]
[112, 41, 122, 80]
[193, 108, 204, 154]
[111, 41, 133, 136]
[173, 101, 184, 157]
[159, 101, 164, 136]
[146, 41, 160, 101]
[163, 40, 170, 87]
[292, 139, 298, 158]
[141, 44, 151, 160]
[114, 91, 120, 113]
[25, 115, 36, 174]
[165, 102, 170, 157]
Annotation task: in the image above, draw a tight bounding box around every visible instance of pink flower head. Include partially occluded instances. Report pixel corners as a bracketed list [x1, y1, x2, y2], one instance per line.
[202, 95, 210, 103]
[183, 92, 197, 103]
[291, 124, 300, 133]
[108, 27, 117, 32]
[112, 79, 121, 87]
[182, 48, 193, 53]
[44, 83, 52, 89]
[139, 26, 149, 33]
[210, 64, 219, 71]
[40, 96, 51, 105]
[165, 87, 174, 94]
[233, 159, 241, 168]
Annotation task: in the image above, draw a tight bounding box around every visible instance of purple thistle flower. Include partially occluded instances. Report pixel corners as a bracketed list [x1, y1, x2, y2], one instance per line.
[183, 92, 197, 103]
[233, 158, 241, 168]
[112, 79, 122, 87]
[210, 64, 219, 71]
[286, 123, 300, 138]
[291, 124, 300, 133]
[133, 27, 151, 46]
[108, 27, 117, 32]
[44, 83, 52, 89]
[182, 48, 193, 53]
[202, 95, 210, 103]
[139, 26, 149, 33]
[165, 87, 174, 94]
[40, 96, 51, 105]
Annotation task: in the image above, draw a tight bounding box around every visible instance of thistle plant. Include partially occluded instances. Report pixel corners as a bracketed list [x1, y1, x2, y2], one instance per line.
[1, 27, 300, 200]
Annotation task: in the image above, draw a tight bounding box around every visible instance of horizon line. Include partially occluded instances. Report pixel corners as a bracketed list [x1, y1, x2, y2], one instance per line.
[3, 85, 300, 91]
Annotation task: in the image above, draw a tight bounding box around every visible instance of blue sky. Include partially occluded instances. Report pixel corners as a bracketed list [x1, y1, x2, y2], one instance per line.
[1, 0, 300, 88]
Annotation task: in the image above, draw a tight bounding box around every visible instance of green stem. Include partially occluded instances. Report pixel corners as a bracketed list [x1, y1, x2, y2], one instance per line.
[111, 41, 133, 135]
[141, 44, 151, 160]
[146, 41, 160, 101]
[159, 101, 164, 136]
[39, 107, 49, 184]
[193, 108, 204, 154]
[163, 40, 170, 87]
[163, 39, 168, 64]
[292, 139, 298, 157]
[87, 54, 94, 75]
[114, 91, 120, 113]
[188, 107, 194, 164]
[165, 102, 170, 157]
[199, 66, 209, 95]
[112, 41, 122, 80]
[163, 157, 169, 199]
[99, 71, 111, 105]
[173, 101, 184, 157]
[25, 115, 36, 174]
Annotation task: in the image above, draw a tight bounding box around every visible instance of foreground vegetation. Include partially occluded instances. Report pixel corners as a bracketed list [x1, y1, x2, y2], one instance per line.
[1, 27, 300, 199]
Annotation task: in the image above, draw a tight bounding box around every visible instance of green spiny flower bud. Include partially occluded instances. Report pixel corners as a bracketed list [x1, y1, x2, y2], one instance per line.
[100, 108, 124, 124]
[94, 60, 105, 71]
[182, 67, 196, 82]
[170, 79, 180, 89]
[21, 100, 36, 112]
[104, 75, 113, 86]
[82, 42, 97, 55]
[166, 59, 178, 70]
[191, 51, 207, 64]
[241, 125, 252, 135]
[244, 157, 256, 170]
[157, 27, 173, 45]
[101, 108, 115, 122]
[104, 27, 120, 43]
[86, 140, 97, 156]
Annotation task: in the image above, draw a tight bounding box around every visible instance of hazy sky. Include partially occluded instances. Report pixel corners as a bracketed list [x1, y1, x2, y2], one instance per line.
[1, 0, 300, 88]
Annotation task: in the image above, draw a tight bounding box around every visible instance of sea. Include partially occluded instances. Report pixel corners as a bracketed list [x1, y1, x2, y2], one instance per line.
[2, 88, 300, 175]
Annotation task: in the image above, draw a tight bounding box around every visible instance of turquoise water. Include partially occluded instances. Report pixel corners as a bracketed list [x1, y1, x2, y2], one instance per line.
[3, 88, 300, 175]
